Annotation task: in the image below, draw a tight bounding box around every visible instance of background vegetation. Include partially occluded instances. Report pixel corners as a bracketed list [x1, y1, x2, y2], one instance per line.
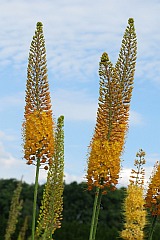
[1, 179, 160, 240]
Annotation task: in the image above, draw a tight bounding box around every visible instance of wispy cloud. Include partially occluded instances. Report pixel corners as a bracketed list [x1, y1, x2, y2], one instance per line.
[0, 130, 16, 141]
[53, 89, 97, 121]
[129, 110, 144, 126]
[0, 92, 24, 112]
[0, 0, 160, 84]
[146, 153, 160, 164]
[53, 88, 144, 124]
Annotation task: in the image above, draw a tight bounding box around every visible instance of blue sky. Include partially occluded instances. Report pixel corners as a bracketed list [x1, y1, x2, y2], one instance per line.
[0, 0, 160, 186]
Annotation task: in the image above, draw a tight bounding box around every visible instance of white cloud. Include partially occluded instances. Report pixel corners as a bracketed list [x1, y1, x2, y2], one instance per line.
[0, 0, 160, 85]
[118, 166, 154, 189]
[0, 130, 16, 141]
[64, 172, 85, 184]
[118, 168, 131, 187]
[0, 141, 47, 184]
[129, 110, 144, 126]
[0, 142, 18, 168]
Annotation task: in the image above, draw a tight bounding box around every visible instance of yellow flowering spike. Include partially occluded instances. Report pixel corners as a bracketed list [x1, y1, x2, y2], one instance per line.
[145, 161, 160, 216]
[87, 54, 124, 191]
[121, 185, 146, 240]
[87, 139, 121, 189]
[86, 19, 137, 191]
[121, 150, 147, 240]
[23, 110, 54, 167]
[36, 116, 64, 239]
[22, 22, 54, 169]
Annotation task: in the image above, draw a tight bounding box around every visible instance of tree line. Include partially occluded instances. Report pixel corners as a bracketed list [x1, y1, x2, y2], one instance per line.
[0, 178, 125, 239]
[1, 179, 160, 240]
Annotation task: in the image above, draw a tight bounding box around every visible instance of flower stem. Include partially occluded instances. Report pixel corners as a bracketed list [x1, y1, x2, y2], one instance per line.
[89, 187, 99, 240]
[148, 215, 157, 240]
[89, 187, 102, 240]
[32, 158, 40, 240]
[92, 188, 102, 240]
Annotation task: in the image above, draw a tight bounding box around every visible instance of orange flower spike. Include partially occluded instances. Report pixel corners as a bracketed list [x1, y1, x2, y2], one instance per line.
[86, 18, 137, 192]
[145, 162, 160, 216]
[22, 22, 54, 168]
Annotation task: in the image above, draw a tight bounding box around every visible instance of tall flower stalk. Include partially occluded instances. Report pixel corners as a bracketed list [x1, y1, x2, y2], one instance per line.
[5, 180, 23, 240]
[36, 116, 64, 239]
[86, 18, 137, 240]
[121, 149, 147, 240]
[145, 161, 160, 239]
[22, 22, 54, 240]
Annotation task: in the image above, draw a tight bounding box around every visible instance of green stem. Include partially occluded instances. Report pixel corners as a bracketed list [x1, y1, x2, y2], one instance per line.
[148, 215, 157, 240]
[32, 158, 40, 240]
[89, 187, 102, 240]
[92, 188, 102, 240]
[89, 188, 99, 240]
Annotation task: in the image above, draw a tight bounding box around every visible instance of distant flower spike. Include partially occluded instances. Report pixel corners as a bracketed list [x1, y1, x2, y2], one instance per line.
[121, 150, 147, 240]
[129, 149, 146, 186]
[5, 181, 23, 240]
[121, 185, 146, 240]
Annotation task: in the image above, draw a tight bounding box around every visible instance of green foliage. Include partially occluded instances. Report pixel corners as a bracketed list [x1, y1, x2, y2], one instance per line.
[0, 179, 129, 239]
[0, 179, 44, 239]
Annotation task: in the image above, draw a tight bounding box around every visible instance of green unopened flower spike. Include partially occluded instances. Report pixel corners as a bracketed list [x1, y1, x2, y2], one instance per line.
[17, 216, 28, 240]
[5, 181, 23, 240]
[36, 116, 64, 239]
